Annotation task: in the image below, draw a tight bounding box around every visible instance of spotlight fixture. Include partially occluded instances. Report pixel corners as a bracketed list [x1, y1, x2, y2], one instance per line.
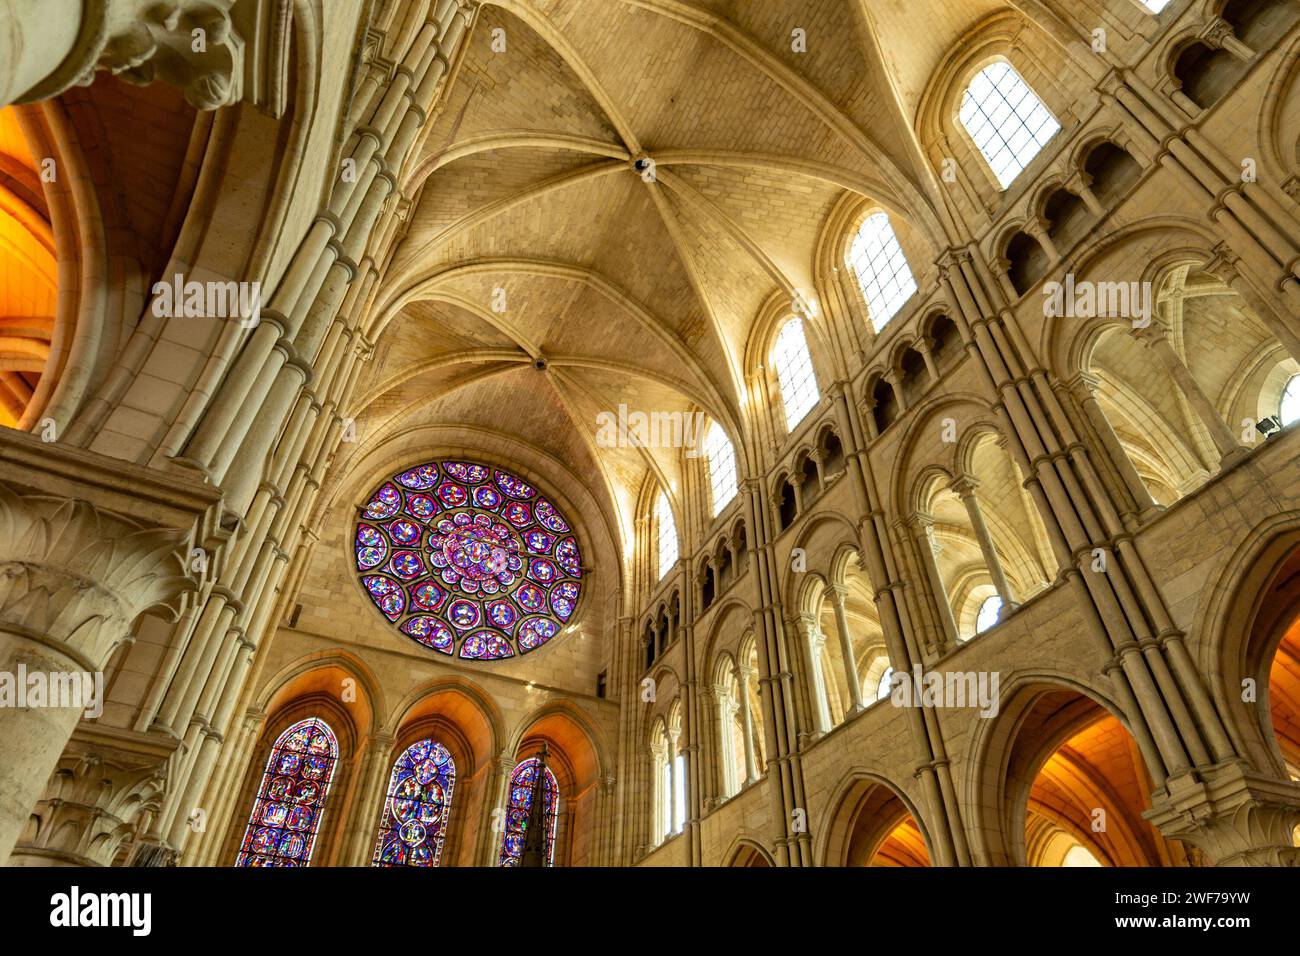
[1258, 415, 1283, 439]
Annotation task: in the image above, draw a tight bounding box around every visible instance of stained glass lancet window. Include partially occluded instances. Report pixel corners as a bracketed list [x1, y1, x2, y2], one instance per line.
[959, 61, 1060, 189]
[355, 459, 584, 660]
[498, 757, 559, 866]
[371, 738, 456, 867]
[703, 420, 737, 516]
[772, 318, 819, 429]
[236, 717, 338, 867]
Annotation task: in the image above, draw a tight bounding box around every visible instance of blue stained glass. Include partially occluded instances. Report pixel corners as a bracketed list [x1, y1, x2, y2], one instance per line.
[372, 739, 456, 867]
[236, 718, 339, 867]
[354, 460, 583, 659]
[498, 757, 558, 866]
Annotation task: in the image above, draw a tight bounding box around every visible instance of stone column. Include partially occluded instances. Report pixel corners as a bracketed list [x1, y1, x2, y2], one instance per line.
[8, 726, 176, 866]
[907, 513, 961, 646]
[1134, 323, 1246, 466]
[914, 336, 940, 383]
[1067, 372, 1162, 519]
[0, 484, 192, 859]
[826, 586, 867, 714]
[666, 729, 681, 835]
[1023, 217, 1059, 262]
[1066, 171, 1106, 217]
[794, 614, 832, 735]
[735, 662, 759, 786]
[948, 475, 1019, 614]
[714, 685, 739, 798]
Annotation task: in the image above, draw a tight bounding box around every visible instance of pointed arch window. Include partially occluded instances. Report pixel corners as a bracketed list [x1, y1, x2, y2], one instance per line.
[959, 61, 1060, 189]
[772, 318, 819, 430]
[656, 490, 678, 579]
[849, 212, 917, 330]
[236, 717, 339, 867]
[1280, 373, 1300, 427]
[498, 757, 559, 866]
[651, 720, 671, 844]
[371, 738, 456, 867]
[703, 421, 738, 515]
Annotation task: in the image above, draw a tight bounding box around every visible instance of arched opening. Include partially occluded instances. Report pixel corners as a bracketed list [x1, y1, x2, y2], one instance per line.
[1221, 0, 1300, 50]
[1042, 187, 1093, 254]
[777, 475, 797, 531]
[925, 314, 963, 376]
[976, 684, 1199, 866]
[727, 842, 773, 867]
[371, 738, 457, 867]
[0, 106, 56, 428]
[819, 427, 845, 476]
[898, 346, 929, 407]
[825, 778, 931, 867]
[1172, 42, 1244, 111]
[1005, 231, 1049, 296]
[507, 710, 602, 866]
[1084, 261, 1296, 506]
[870, 376, 899, 434]
[235, 717, 341, 867]
[1081, 140, 1142, 206]
[958, 60, 1060, 189]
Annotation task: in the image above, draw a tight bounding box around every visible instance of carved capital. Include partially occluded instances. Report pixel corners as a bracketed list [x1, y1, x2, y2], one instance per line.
[1146, 764, 1300, 867]
[11, 724, 181, 866]
[0, 484, 193, 668]
[78, 1, 245, 110]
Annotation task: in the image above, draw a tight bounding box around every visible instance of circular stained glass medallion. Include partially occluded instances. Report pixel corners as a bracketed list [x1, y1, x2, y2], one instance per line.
[355, 460, 583, 659]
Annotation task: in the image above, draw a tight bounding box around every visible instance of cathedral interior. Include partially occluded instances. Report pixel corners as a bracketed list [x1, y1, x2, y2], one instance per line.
[2, 0, 1300, 874]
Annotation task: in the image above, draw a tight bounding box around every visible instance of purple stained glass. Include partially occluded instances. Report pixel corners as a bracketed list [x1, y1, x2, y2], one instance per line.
[363, 575, 405, 621]
[497, 757, 558, 866]
[236, 718, 338, 867]
[461, 631, 513, 660]
[444, 461, 490, 483]
[364, 483, 402, 520]
[354, 460, 583, 659]
[389, 550, 425, 579]
[372, 739, 456, 867]
[494, 470, 536, 500]
[534, 498, 569, 533]
[518, 617, 559, 650]
[524, 529, 554, 554]
[395, 464, 438, 490]
[387, 519, 421, 544]
[550, 581, 580, 621]
[555, 537, 580, 576]
[400, 616, 454, 653]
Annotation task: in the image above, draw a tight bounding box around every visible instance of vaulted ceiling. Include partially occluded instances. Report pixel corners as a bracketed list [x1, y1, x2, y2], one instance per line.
[350, 0, 1020, 575]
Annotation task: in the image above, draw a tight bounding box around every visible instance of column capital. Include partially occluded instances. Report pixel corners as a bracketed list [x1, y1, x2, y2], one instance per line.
[947, 473, 980, 499]
[0, 484, 195, 668]
[21, 0, 248, 110]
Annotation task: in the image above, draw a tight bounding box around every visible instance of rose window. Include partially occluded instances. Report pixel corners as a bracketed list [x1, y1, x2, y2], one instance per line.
[354, 459, 583, 659]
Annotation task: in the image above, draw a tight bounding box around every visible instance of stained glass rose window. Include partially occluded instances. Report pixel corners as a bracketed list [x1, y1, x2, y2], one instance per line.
[355, 459, 583, 659]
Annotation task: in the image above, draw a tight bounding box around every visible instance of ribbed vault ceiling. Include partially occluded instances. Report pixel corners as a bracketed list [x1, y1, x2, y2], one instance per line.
[350, 0, 1018, 575]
